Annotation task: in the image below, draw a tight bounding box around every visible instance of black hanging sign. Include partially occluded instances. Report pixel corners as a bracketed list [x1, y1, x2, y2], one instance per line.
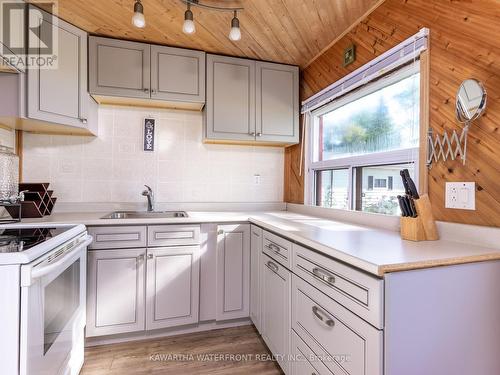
[143, 118, 155, 152]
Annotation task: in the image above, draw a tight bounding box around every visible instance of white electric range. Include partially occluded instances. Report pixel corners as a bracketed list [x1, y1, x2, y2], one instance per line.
[0, 223, 92, 375]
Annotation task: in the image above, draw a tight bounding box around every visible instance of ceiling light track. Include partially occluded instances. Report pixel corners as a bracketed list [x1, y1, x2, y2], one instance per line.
[131, 0, 243, 41]
[181, 0, 243, 13]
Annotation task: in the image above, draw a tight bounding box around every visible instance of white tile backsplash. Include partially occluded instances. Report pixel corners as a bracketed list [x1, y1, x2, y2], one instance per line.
[22, 106, 284, 203]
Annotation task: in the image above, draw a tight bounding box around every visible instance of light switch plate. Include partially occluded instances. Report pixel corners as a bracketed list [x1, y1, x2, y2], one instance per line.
[445, 182, 476, 210]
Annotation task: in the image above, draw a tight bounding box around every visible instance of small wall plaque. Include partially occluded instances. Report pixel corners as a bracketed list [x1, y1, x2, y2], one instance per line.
[343, 44, 356, 67]
[143, 118, 155, 152]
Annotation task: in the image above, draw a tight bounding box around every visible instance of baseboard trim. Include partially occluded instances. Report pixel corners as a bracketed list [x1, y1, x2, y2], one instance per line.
[85, 318, 252, 347]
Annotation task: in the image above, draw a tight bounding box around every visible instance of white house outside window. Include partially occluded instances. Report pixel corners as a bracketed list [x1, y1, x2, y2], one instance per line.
[307, 64, 421, 216]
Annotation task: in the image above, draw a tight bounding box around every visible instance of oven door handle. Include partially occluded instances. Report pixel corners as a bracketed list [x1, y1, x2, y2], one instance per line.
[30, 235, 92, 281]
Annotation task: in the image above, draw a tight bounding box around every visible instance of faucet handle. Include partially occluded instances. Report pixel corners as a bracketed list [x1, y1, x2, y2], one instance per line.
[144, 184, 152, 192]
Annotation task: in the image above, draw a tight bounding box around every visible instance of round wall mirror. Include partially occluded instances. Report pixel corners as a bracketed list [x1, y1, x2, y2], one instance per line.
[456, 79, 487, 123]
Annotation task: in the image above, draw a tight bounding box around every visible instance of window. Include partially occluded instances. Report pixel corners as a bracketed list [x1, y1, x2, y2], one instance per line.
[308, 64, 420, 216]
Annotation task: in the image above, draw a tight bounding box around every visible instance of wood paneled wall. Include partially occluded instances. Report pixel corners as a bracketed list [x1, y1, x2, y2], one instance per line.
[286, 0, 500, 227]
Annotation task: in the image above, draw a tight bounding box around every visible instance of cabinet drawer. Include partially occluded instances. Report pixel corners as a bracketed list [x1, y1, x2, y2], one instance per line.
[291, 330, 335, 375]
[88, 226, 147, 249]
[262, 230, 292, 269]
[292, 276, 383, 375]
[148, 225, 200, 247]
[293, 244, 383, 328]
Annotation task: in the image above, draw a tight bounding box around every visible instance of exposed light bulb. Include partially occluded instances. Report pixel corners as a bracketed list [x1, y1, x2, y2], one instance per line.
[132, 0, 145, 28]
[183, 19, 195, 34]
[183, 5, 196, 34]
[229, 11, 241, 41]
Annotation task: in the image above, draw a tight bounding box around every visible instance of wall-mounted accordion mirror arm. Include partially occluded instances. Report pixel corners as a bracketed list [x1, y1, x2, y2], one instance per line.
[427, 78, 487, 166]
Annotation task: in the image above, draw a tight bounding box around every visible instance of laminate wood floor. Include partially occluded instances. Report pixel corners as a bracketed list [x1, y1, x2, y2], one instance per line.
[81, 325, 283, 375]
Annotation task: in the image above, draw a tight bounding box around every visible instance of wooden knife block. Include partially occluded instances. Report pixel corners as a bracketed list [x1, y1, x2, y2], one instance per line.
[400, 194, 439, 241]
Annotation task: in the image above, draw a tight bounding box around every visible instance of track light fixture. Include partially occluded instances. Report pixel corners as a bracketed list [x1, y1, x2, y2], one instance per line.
[131, 0, 145, 28]
[229, 11, 241, 41]
[181, 1, 243, 41]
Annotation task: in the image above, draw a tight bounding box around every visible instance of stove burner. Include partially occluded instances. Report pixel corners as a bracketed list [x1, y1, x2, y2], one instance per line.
[0, 228, 68, 253]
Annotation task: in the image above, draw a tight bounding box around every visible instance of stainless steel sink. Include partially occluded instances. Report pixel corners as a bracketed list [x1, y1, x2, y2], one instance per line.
[101, 211, 188, 219]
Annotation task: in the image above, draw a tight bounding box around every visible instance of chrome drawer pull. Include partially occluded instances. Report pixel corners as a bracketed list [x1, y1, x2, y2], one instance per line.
[268, 243, 281, 253]
[312, 267, 335, 285]
[312, 305, 335, 328]
[266, 261, 279, 274]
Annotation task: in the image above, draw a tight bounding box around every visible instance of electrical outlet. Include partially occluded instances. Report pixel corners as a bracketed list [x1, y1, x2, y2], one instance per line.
[253, 174, 261, 185]
[445, 182, 475, 210]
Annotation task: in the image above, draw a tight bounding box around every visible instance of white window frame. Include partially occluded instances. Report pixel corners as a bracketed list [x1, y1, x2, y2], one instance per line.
[305, 63, 421, 210]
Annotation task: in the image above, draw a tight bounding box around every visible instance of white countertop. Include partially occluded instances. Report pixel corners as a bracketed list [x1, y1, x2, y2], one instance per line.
[21, 210, 500, 276]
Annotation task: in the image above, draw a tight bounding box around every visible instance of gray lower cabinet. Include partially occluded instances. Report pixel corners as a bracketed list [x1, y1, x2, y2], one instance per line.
[89, 36, 151, 99]
[256, 62, 299, 144]
[291, 331, 334, 375]
[86, 248, 146, 337]
[291, 275, 383, 375]
[146, 246, 200, 330]
[86, 225, 202, 338]
[261, 253, 291, 374]
[26, 6, 97, 133]
[205, 54, 256, 142]
[250, 225, 262, 331]
[216, 224, 250, 321]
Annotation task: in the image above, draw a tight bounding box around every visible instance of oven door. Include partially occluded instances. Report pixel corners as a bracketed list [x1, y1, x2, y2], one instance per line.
[20, 234, 92, 375]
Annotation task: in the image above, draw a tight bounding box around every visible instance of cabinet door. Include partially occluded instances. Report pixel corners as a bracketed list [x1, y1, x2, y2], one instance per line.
[216, 223, 250, 321]
[261, 253, 291, 374]
[86, 248, 146, 337]
[26, 8, 90, 129]
[256, 61, 299, 144]
[89, 36, 151, 99]
[151, 45, 205, 103]
[250, 225, 262, 332]
[206, 54, 256, 142]
[146, 246, 200, 330]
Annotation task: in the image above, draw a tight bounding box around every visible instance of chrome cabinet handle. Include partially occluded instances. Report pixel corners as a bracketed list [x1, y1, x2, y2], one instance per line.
[80, 118, 87, 124]
[151, 89, 157, 94]
[143, 88, 150, 93]
[268, 243, 280, 253]
[257, 132, 262, 137]
[312, 267, 335, 285]
[312, 305, 335, 327]
[266, 260, 279, 274]
[217, 229, 224, 235]
[249, 132, 256, 136]
[147, 253, 154, 259]
[137, 254, 145, 260]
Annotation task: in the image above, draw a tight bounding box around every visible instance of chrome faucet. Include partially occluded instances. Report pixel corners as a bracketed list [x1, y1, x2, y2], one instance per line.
[142, 185, 155, 212]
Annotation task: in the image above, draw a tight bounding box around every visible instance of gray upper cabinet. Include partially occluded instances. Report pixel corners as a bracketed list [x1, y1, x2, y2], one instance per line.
[205, 54, 256, 142]
[205, 54, 299, 146]
[89, 36, 205, 108]
[89, 36, 151, 99]
[26, 7, 96, 133]
[256, 62, 299, 143]
[151, 45, 205, 103]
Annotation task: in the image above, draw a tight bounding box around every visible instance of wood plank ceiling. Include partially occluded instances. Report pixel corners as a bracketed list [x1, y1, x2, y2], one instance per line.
[47, 0, 383, 68]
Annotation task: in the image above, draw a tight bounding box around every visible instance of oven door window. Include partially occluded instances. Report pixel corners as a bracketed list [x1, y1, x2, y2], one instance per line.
[44, 258, 80, 354]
